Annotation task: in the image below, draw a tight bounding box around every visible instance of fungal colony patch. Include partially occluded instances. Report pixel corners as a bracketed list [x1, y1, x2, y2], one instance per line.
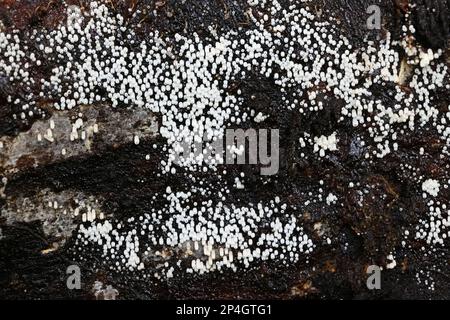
[0, 0, 449, 289]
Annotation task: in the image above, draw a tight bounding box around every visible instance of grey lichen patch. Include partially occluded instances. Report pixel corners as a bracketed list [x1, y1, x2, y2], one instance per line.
[0, 104, 158, 177]
[1, 188, 108, 246]
[92, 280, 119, 300]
